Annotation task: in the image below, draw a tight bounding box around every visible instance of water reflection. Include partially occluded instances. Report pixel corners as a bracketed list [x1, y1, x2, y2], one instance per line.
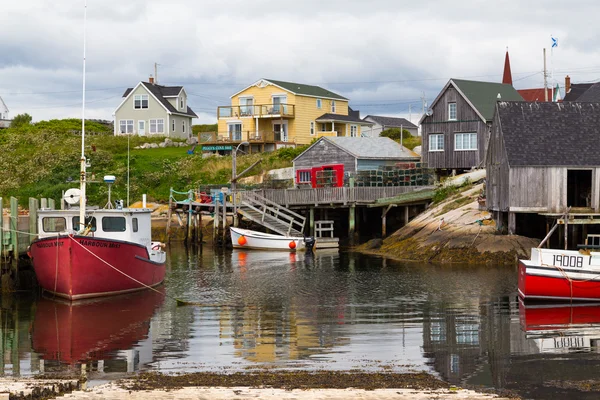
[2, 246, 600, 398]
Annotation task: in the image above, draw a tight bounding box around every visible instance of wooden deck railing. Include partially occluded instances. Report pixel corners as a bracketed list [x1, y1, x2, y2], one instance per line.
[239, 186, 433, 207]
[218, 103, 295, 119]
[198, 131, 295, 144]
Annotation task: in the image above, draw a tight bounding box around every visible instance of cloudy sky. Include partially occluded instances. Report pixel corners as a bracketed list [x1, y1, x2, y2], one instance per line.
[2, 0, 599, 126]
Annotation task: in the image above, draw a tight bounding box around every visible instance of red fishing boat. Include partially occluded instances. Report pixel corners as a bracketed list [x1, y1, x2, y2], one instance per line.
[32, 288, 164, 364]
[518, 235, 600, 302]
[29, 206, 166, 300]
[28, 4, 165, 300]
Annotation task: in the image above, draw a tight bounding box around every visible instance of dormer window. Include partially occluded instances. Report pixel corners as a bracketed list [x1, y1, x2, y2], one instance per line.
[331, 100, 336, 113]
[134, 94, 148, 109]
[448, 102, 457, 121]
[180, 98, 185, 110]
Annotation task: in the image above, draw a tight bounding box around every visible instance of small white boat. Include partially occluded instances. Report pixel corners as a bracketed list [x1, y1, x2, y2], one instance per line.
[230, 227, 312, 251]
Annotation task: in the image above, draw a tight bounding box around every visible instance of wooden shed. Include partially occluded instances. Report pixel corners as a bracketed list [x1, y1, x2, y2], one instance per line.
[487, 101, 600, 235]
[293, 137, 420, 187]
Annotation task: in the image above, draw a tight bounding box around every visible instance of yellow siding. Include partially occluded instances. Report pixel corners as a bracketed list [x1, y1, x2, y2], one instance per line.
[217, 81, 350, 144]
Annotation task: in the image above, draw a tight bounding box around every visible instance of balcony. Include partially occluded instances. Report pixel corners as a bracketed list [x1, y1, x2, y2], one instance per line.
[217, 103, 295, 119]
[198, 130, 295, 146]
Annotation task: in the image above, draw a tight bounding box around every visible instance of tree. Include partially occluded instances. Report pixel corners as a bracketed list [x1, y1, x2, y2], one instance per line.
[10, 113, 32, 128]
[380, 128, 412, 141]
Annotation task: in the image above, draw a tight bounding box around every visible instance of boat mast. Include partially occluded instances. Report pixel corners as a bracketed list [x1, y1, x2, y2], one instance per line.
[79, 0, 87, 232]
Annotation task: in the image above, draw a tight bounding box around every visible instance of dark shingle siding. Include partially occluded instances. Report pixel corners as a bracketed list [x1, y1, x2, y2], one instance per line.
[575, 82, 600, 102]
[497, 101, 600, 166]
[563, 83, 595, 102]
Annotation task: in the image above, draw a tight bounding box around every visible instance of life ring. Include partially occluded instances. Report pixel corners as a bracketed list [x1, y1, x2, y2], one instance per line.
[151, 244, 161, 250]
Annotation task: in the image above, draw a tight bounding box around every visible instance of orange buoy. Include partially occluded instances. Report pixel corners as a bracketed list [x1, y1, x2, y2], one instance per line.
[289, 240, 296, 249]
[238, 235, 247, 246]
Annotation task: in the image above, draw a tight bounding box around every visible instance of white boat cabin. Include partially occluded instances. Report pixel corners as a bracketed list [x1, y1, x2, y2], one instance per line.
[37, 208, 154, 251]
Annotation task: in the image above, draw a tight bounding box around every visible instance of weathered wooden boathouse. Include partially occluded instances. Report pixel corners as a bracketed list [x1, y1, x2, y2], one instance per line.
[487, 101, 600, 246]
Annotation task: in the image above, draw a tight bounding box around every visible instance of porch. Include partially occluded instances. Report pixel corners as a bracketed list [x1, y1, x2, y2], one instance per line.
[217, 103, 295, 119]
[198, 131, 297, 153]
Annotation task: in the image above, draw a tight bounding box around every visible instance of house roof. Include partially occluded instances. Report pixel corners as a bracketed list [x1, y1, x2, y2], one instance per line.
[517, 88, 553, 102]
[259, 79, 348, 100]
[563, 83, 594, 101]
[363, 115, 417, 129]
[451, 79, 523, 121]
[574, 82, 600, 102]
[122, 82, 198, 118]
[496, 101, 600, 167]
[316, 113, 371, 124]
[297, 137, 419, 161]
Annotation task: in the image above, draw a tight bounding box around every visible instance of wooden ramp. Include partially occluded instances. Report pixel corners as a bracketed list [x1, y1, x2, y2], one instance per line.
[238, 192, 306, 237]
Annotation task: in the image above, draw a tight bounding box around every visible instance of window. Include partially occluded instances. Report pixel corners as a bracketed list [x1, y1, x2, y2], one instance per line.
[102, 217, 126, 232]
[228, 123, 242, 141]
[72, 216, 97, 232]
[310, 121, 315, 135]
[180, 98, 184, 110]
[182, 120, 186, 133]
[350, 125, 357, 137]
[455, 133, 477, 150]
[429, 134, 444, 151]
[331, 100, 336, 113]
[132, 218, 138, 233]
[150, 119, 164, 134]
[42, 217, 66, 232]
[119, 120, 134, 134]
[448, 102, 457, 121]
[316, 99, 322, 109]
[297, 170, 311, 183]
[321, 123, 328, 131]
[272, 95, 287, 113]
[240, 97, 254, 116]
[172, 118, 175, 132]
[134, 94, 149, 109]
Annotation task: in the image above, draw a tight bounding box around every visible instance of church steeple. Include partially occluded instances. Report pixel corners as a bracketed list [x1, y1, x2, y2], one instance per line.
[502, 49, 513, 85]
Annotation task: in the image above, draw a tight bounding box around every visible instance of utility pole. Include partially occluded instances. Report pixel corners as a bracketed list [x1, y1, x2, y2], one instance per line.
[421, 92, 426, 114]
[408, 104, 412, 123]
[543, 48, 548, 102]
[400, 124, 403, 148]
[154, 62, 159, 84]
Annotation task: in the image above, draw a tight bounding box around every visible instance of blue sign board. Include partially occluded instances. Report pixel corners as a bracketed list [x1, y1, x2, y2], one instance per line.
[202, 145, 233, 151]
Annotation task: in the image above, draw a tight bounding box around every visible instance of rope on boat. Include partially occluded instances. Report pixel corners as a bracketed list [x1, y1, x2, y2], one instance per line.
[67, 235, 228, 307]
[537, 249, 600, 302]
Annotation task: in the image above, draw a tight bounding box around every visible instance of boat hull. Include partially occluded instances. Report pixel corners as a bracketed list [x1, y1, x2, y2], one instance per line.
[230, 227, 306, 251]
[30, 235, 166, 300]
[519, 248, 600, 301]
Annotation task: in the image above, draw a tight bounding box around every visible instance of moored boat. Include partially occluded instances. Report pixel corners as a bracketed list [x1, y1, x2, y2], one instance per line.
[29, 207, 166, 300]
[230, 226, 314, 251]
[518, 235, 600, 302]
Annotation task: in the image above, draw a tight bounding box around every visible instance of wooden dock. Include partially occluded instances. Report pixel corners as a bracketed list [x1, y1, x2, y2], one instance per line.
[170, 185, 435, 246]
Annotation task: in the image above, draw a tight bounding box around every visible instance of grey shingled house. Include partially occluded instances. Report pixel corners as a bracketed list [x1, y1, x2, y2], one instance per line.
[420, 79, 523, 173]
[487, 101, 600, 235]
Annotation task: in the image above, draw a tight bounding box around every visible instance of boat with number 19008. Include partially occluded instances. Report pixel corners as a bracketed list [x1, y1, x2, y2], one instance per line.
[518, 235, 600, 302]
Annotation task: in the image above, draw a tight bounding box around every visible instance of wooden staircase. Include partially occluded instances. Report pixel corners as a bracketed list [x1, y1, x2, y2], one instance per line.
[237, 191, 306, 237]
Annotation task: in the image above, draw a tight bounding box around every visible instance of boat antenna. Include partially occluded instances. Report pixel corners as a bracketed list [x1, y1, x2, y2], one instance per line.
[78, 0, 88, 233]
[127, 131, 130, 207]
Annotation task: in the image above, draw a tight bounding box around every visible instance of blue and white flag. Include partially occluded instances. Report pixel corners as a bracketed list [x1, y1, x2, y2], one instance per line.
[551, 36, 558, 48]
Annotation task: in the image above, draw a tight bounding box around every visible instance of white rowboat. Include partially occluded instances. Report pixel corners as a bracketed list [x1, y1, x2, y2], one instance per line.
[230, 227, 308, 251]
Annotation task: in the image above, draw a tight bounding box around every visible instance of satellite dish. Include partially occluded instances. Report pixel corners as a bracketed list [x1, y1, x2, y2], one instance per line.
[64, 188, 82, 205]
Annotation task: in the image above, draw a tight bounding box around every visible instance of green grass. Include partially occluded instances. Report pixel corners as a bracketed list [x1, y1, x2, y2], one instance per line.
[0, 120, 305, 206]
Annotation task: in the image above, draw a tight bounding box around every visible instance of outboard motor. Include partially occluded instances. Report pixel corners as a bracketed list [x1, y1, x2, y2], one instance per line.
[303, 236, 316, 252]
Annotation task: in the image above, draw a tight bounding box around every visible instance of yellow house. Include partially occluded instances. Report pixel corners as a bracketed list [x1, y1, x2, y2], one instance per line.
[210, 79, 372, 153]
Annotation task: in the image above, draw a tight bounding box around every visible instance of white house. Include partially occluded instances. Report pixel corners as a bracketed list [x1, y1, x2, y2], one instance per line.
[113, 77, 197, 139]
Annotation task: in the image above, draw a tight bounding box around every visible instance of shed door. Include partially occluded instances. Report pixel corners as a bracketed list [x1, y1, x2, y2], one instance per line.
[567, 169, 592, 208]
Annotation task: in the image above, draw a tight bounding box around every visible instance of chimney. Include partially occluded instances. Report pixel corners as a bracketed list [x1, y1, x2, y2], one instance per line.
[565, 75, 571, 94]
[149, 75, 155, 84]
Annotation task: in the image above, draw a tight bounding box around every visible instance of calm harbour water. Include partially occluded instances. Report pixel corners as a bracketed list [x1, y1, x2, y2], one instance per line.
[2, 244, 600, 399]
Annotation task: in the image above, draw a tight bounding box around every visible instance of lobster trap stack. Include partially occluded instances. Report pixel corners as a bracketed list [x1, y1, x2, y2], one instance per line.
[354, 162, 433, 187]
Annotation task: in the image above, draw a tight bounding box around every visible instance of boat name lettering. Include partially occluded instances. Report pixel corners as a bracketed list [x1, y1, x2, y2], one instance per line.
[552, 254, 584, 268]
[80, 240, 121, 249]
[36, 241, 64, 248]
